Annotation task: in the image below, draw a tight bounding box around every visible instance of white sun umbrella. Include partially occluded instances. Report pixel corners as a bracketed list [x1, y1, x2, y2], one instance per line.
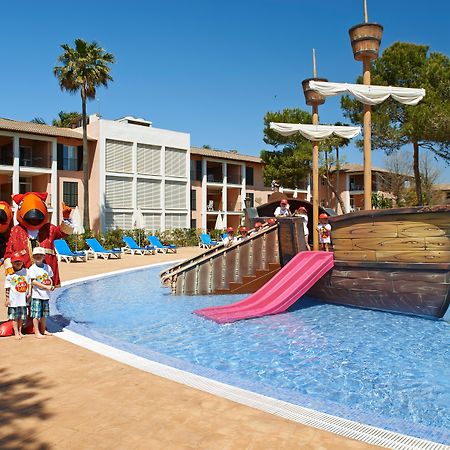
[215, 213, 224, 231]
[132, 208, 145, 246]
[70, 206, 85, 251]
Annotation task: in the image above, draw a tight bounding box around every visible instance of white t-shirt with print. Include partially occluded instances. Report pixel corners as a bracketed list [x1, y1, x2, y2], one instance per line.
[4, 268, 30, 307]
[28, 263, 54, 300]
[317, 223, 332, 244]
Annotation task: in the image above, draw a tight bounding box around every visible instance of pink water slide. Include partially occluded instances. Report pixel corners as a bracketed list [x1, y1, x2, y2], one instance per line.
[194, 251, 334, 323]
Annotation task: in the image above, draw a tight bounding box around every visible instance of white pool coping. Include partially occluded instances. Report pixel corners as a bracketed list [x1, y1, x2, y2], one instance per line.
[53, 262, 449, 450]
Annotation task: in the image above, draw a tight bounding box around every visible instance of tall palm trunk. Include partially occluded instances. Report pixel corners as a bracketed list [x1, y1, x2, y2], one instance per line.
[81, 86, 90, 229]
[413, 141, 422, 206]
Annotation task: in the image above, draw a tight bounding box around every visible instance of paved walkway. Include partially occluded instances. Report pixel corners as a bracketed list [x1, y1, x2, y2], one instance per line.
[1, 248, 376, 449]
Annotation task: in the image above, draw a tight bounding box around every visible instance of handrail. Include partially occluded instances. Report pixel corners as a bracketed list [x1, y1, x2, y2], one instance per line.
[160, 225, 278, 286]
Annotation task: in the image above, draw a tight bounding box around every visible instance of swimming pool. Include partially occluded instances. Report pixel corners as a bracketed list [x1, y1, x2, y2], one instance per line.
[56, 265, 450, 445]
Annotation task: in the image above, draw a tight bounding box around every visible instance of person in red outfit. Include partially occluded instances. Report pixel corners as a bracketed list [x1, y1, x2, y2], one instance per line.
[0, 201, 13, 262]
[4, 192, 73, 287]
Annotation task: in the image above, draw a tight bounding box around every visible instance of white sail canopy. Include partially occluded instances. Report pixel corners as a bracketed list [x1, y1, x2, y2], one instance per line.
[270, 122, 361, 140]
[309, 80, 425, 106]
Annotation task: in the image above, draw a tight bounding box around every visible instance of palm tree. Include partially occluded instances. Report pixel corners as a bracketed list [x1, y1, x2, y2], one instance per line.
[52, 111, 81, 128]
[54, 39, 115, 229]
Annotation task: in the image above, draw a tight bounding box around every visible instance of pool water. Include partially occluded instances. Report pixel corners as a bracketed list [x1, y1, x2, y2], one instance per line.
[56, 265, 450, 444]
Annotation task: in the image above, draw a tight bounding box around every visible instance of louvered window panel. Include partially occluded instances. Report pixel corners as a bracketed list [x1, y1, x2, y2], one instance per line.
[165, 181, 187, 209]
[165, 148, 186, 178]
[137, 179, 161, 209]
[143, 213, 161, 232]
[137, 144, 161, 175]
[104, 212, 132, 230]
[165, 213, 188, 230]
[105, 139, 133, 173]
[105, 176, 133, 208]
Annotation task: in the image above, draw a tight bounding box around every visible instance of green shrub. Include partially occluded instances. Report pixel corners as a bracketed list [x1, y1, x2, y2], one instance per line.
[64, 228, 203, 251]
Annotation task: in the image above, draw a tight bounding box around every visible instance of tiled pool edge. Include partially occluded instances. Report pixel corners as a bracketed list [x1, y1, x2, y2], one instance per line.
[51, 264, 449, 450]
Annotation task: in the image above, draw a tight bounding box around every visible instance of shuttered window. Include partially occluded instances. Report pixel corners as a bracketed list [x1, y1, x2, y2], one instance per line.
[165, 148, 186, 178]
[137, 179, 161, 209]
[143, 213, 161, 232]
[165, 213, 188, 229]
[105, 176, 133, 208]
[104, 212, 133, 230]
[165, 181, 187, 209]
[105, 139, 133, 173]
[137, 144, 161, 175]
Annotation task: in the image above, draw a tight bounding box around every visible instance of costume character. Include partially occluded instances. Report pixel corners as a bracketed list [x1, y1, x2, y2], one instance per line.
[0, 201, 13, 263]
[4, 192, 73, 287]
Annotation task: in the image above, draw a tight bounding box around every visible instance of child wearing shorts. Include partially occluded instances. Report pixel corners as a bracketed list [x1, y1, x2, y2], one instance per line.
[4, 253, 31, 340]
[28, 247, 55, 339]
[317, 213, 332, 252]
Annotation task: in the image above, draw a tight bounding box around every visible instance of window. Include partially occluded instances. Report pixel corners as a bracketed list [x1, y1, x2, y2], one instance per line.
[105, 176, 133, 208]
[190, 218, 197, 229]
[165, 148, 186, 178]
[57, 145, 82, 170]
[104, 212, 132, 230]
[165, 181, 187, 209]
[137, 144, 161, 175]
[143, 213, 161, 232]
[190, 189, 197, 210]
[246, 193, 254, 208]
[245, 167, 254, 186]
[63, 182, 78, 207]
[190, 160, 202, 181]
[105, 139, 133, 173]
[137, 179, 161, 209]
[19, 177, 32, 194]
[165, 213, 188, 229]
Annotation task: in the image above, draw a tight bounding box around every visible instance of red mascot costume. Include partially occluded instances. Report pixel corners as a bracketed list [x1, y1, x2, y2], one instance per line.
[0, 201, 13, 262]
[4, 192, 73, 286]
[0, 201, 14, 337]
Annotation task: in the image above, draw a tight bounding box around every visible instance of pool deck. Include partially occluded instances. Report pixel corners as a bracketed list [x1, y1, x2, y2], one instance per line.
[1, 247, 377, 449]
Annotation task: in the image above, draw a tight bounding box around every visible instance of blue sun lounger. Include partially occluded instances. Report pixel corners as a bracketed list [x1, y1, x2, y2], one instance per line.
[199, 233, 220, 249]
[122, 236, 155, 255]
[86, 238, 122, 260]
[54, 239, 88, 263]
[148, 236, 177, 254]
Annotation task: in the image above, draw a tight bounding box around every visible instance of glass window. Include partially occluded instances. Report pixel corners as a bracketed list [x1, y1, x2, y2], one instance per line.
[190, 189, 197, 210]
[245, 167, 254, 186]
[63, 146, 79, 171]
[190, 218, 197, 229]
[63, 181, 78, 207]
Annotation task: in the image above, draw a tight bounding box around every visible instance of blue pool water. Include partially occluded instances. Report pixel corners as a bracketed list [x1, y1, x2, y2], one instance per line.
[56, 265, 450, 444]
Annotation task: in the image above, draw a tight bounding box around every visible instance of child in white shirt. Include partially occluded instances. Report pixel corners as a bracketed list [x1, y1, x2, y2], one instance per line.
[28, 247, 55, 339]
[4, 253, 31, 340]
[317, 214, 332, 252]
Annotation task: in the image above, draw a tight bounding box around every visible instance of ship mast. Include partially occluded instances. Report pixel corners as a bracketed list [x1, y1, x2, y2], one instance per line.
[349, 0, 383, 210]
[302, 49, 327, 250]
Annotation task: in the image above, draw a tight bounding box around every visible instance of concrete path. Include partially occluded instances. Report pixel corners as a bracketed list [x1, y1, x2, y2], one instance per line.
[1, 248, 376, 449]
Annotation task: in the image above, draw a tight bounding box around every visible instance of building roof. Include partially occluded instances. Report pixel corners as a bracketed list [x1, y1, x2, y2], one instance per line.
[332, 163, 392, 174]
[433, 183, 450, 191]
[191, 146, 262, 163]
[0, 118, 94, 140]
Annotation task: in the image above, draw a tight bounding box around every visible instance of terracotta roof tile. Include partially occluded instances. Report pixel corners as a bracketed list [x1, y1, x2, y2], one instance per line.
[191, 146, 262, 163]
[0, 118, 94, 140]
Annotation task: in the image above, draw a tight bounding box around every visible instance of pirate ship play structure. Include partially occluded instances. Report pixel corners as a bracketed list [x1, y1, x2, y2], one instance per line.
[162, 2, 450, 321]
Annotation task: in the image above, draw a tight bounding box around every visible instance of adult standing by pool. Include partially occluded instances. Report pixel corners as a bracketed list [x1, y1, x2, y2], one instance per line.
[274, 199, 291, 217]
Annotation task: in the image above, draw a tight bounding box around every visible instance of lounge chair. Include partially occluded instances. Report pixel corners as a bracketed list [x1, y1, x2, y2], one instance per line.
[148, 236, 177, 254]
[54, 239, 88, 263]
[122, 236, 155, 255]
[199, 233, 220, 249]
[86, 238, 122, 260]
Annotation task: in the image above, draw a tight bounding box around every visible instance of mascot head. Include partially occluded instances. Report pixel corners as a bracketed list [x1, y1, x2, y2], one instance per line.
[0, 201, 13, 234]
[12, 192, 49, 230]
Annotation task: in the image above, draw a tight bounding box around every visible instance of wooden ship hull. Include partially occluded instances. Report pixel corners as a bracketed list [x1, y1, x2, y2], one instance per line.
[308, 206, 450, 318]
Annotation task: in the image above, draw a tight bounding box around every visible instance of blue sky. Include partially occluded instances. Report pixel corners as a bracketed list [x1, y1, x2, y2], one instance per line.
[2, 0, 449, 181]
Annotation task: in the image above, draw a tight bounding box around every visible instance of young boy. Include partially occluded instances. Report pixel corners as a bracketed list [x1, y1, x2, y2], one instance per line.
[317, 213, 332, 252]
[28, 247, 55, 339]
[4, 253, 30, 340]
